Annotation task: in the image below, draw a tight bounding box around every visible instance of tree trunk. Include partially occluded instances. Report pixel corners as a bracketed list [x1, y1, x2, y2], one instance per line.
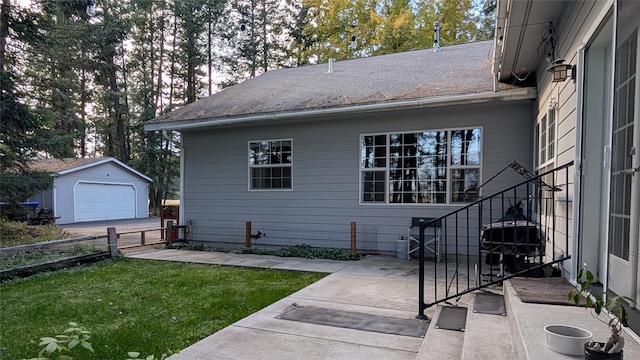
[250, 0, 256, 77]
[169, 11, 177, 108]
[80, 66, 87, 157]
[120, 39, 132, 160]
[0, 0, 9, 73]
[154, 6, 165, 113]
[208, 16, 213, 96]
[261, 0, 268, 72]
[107, 54, 128, 162]
[185, 3, 197, 103]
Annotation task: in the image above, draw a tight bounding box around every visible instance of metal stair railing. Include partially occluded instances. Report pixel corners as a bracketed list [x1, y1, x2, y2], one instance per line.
[417, 161, 574, 320]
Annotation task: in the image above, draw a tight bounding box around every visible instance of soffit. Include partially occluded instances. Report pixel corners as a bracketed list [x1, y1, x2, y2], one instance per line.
[497, 0, 566, 85]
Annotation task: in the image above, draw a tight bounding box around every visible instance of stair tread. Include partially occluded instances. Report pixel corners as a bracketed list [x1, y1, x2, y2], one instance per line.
[416, 305, 465, 360]
[462, 293, 517, 360]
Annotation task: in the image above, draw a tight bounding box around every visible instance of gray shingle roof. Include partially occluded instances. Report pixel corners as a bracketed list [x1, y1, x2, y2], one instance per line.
[147, 41, 509, 128]
[29, 158, 153, 182]
[29, 158, 107, 173]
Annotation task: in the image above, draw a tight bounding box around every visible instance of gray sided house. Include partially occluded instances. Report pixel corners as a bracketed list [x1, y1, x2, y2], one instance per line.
[29, 158, 152, 224]
[145, 40, 537, 255]
[494, 0, 639, 337]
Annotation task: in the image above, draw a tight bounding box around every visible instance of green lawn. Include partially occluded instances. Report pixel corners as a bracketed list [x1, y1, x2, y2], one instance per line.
[0, 258, 326, 359]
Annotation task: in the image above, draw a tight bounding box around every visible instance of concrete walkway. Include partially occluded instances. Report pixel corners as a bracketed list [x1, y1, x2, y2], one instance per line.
[128, 249, 431, 360]
[126, 249, 640, 360]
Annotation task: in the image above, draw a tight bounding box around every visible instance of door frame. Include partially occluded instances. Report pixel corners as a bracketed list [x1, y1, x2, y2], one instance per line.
[574, 14, 614, 285]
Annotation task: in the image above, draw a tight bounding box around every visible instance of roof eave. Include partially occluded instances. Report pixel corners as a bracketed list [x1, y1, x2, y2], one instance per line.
[57, 157, 153, 183]
[144, 87, 537, 132]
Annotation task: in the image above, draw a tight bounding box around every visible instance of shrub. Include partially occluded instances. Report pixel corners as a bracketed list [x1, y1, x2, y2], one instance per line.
[233, 244, 361, 261]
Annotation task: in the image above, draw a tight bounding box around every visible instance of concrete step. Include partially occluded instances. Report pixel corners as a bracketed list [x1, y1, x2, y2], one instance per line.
[416, 305, 465, 360]
[417, 292, 517, 360]
[461, 292, 516, 360]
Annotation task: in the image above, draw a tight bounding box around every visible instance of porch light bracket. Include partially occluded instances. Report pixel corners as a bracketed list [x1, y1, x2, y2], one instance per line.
[547, 59, 575, 83]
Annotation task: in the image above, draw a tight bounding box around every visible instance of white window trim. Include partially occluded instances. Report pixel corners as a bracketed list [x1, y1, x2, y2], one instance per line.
[359, 127, 483, 206]
[248, 138, 293, 191]
[537, 106, 557, 170]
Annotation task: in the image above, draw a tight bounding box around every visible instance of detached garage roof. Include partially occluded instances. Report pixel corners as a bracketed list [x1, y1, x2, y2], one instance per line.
[31, 157, 152, 182]
[145, 40, 536, 132]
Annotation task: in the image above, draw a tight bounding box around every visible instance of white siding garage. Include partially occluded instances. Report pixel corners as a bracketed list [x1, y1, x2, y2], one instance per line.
[74, 183, 136, 222]
[28, 158, 152, 224]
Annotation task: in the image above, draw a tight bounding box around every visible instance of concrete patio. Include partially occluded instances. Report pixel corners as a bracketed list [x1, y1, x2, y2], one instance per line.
[125, 249, 640, 359]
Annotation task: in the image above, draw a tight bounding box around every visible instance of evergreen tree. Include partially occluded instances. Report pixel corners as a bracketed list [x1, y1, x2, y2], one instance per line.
[220, 0, 295, 84]
[90, 0, 132, 161]
[0, 0, 54, 203]
[18, 0, 92, 158]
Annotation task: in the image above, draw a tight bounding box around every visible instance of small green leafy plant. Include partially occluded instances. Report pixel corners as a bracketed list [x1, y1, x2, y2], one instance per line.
[22, 322, 169, 360]
[568, 264, 636, 353]
[125, 352, 168, 360]
[23, 322, 94, 360]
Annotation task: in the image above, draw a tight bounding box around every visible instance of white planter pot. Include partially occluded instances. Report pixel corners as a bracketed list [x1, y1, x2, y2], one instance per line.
[544, 324, 593, 356]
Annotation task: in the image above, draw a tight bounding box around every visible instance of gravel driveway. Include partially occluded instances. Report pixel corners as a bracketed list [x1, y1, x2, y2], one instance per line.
[60, 217, 161, 236]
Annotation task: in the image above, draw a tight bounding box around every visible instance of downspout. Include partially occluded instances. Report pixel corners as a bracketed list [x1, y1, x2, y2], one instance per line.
[493, 0, 509, 92]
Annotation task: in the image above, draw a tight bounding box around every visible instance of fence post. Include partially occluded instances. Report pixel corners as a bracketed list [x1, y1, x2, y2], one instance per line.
[167, 221, 173, 248]
[245, 221, 252, 248]
[417, 220, 428, 320]
[350, 222, 357, 253]
[141, 231, 146, 245]
[107, 227, 118, 258]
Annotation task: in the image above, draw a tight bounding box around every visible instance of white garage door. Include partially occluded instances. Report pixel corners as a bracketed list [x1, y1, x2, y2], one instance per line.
[74, 183, 136, 222]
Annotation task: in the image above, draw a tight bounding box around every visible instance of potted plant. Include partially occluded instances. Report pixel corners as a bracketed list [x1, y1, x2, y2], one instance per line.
[568, 264, 636, 360]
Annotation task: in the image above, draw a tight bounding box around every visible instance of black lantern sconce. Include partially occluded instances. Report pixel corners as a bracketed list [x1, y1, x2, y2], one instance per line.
[86, 0, 97, 16]
[546, 59, 576, 82]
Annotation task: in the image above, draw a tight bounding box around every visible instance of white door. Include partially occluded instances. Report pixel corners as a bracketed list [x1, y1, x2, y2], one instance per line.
[74, 183, 136, 222]
[607, 1, 639, 304]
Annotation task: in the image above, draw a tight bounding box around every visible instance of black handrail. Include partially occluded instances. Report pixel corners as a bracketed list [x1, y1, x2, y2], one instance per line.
[417, 161, 574, 319]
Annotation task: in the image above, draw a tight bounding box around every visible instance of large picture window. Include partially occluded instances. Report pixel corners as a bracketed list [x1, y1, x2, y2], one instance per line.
[360, 128, 481, 204]
[248, 139, 292, 190]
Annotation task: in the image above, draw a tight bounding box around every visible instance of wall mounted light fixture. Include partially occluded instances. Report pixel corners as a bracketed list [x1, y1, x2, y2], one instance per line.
[547, 59, 575, 82]
[86, 0, 96, 16]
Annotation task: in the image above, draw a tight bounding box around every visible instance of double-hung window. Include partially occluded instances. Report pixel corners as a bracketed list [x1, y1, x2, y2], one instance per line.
[536, 107, 556, 168]
[248, 139, 292, 190]
[534, 107, 557, 217]
[360, 128, 481, 204]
